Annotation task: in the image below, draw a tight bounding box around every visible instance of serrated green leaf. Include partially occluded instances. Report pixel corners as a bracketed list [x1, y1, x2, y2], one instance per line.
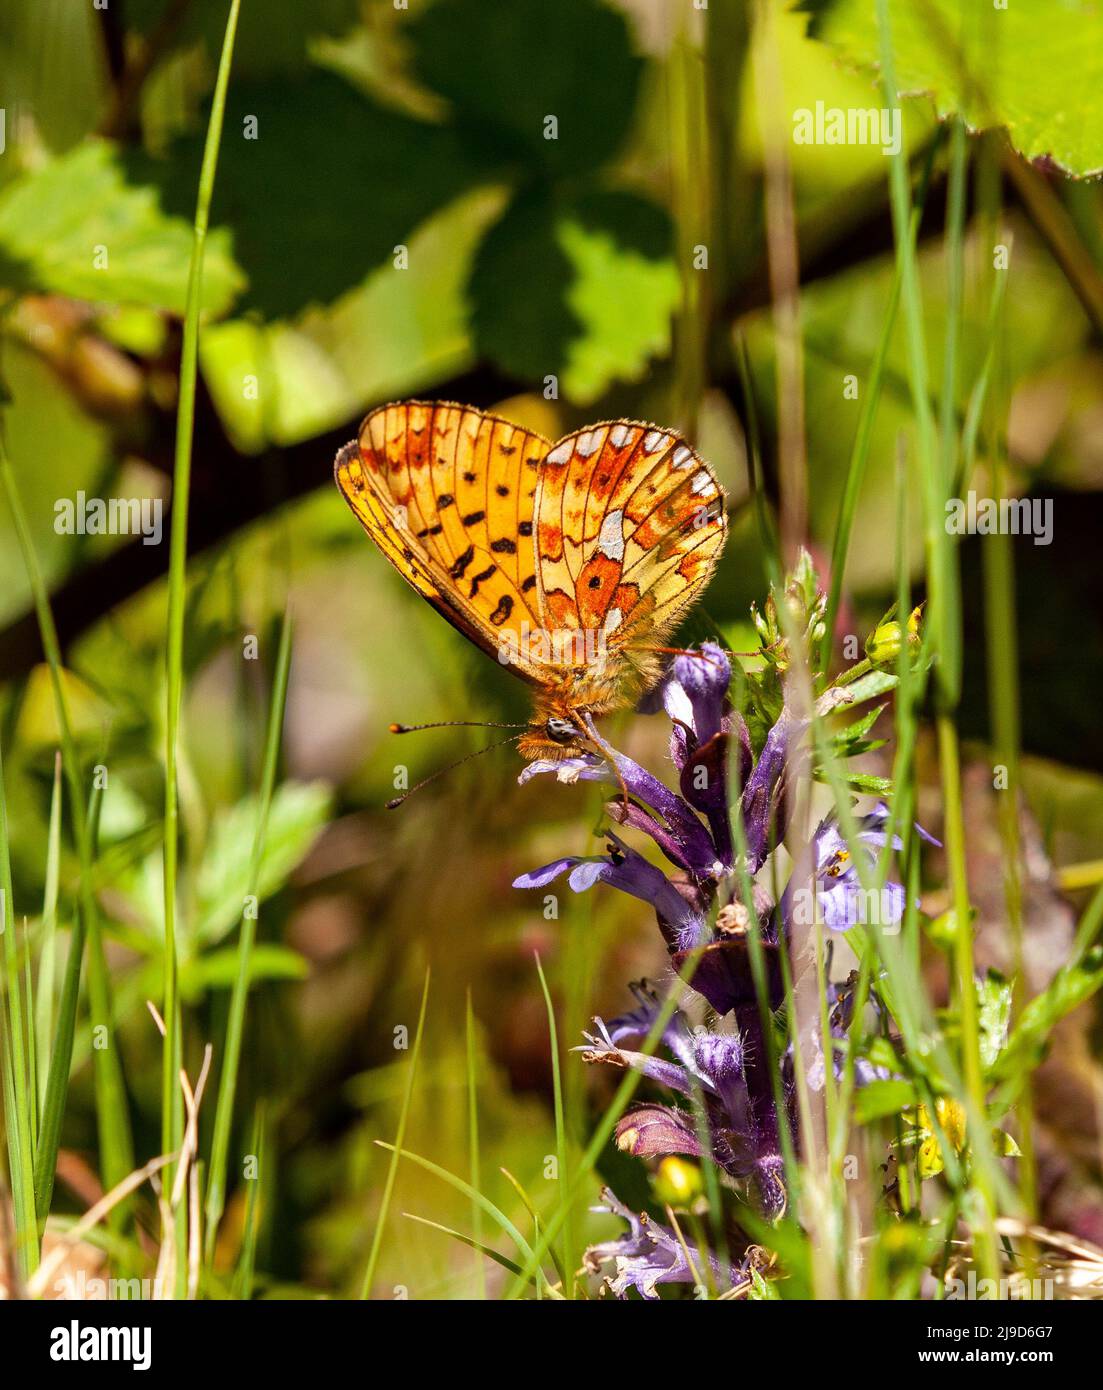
[810, 0, 1103, 177]
[0, 141, 244, 315]
[469, 188, 677, 401]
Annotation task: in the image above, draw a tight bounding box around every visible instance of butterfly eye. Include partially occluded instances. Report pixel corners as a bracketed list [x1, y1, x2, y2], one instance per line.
[546, 717, 581, 744]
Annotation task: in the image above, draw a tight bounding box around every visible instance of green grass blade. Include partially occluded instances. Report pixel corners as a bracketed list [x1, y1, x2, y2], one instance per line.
[533, 952, 572, 1296]
[232, 1101, 266, 1300]
[0, 436, 134, 1214]
[360, 966, 430, 1297]
[161, 0, 242, 1186]
[204, 611, 293, 1261]
[375, 1140, 538, 1270]
[401, 1212, 528, 1283]
[34, 752, 63, 1121]
[464, 988, 487, 1300]
[0, 729, 37, 1276]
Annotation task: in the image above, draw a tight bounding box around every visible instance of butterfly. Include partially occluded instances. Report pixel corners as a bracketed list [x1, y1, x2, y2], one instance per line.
[334, 401, 726, 762]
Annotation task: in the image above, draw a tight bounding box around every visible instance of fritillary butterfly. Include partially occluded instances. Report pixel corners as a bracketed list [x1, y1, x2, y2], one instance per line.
[334, 401, 726, 759]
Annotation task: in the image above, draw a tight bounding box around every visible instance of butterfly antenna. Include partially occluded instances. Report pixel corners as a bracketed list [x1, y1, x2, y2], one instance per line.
[390, 719, 527, 733]
[385, 732, 522, 809]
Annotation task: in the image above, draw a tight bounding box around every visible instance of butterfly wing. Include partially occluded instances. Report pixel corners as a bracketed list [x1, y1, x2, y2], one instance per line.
[334, 401, 552, 682]
[533, 421, 726, 660]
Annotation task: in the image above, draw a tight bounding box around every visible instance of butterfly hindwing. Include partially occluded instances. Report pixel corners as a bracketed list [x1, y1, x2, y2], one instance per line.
[533, 422, 726, 662]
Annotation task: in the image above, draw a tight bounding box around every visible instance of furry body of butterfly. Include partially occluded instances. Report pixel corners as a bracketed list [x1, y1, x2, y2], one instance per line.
[334, 401, 726, 760]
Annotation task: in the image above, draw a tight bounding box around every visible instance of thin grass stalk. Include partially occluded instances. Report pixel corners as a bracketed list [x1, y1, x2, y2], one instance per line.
[670, 15, 712, 439]
[752, 0, 807, 558]
[0, 437, 133, 1213]
[360, 966, 430, 1298]
[161, 0, 242, 1189]
[22, 919, 36, 1154]
[34, 753, 63, 1122]
[876, 0, 1001, 1282]
[464, 991, 487, 1300]
[940, 117, 968, 491]
[534, 953, 573, 1297]
[232, 1101, 266, 1299]
[204, 610, 292, 1261]
[875, 0, 956, 708]
[0, 733, 37, 1276]
[818, 127, 945, 675]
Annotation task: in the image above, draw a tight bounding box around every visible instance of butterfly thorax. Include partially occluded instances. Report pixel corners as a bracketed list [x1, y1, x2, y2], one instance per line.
[518, 652, 663, 760]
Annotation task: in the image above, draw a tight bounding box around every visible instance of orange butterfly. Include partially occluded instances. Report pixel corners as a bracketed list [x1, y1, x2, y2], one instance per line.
[334, 401, 726, 761]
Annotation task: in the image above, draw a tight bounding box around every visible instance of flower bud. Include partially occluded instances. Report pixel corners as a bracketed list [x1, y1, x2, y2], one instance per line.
[865, 606, 921, 664]
[652, 1156, 704, 1209]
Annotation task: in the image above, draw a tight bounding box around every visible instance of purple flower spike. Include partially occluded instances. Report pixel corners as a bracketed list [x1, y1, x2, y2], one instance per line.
[581, 716, 725, 879]
[660, 641, 731, 757]
[739, 708, 798, 872]
[514, 833, 709, 950]
[585, 1188, 724, 1300]
[779, 803, 939, 935]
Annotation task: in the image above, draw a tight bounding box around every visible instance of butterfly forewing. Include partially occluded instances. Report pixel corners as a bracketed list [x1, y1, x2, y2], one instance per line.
[334, 401, 551, 681]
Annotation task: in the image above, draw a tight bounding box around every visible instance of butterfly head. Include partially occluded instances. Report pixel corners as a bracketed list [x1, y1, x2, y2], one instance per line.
[518, 712, 589, 761]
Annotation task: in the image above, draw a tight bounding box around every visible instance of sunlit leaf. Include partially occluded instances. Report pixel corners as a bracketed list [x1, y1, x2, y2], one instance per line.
[0, 142, 244, 315]
[810, 0, 1103, 177]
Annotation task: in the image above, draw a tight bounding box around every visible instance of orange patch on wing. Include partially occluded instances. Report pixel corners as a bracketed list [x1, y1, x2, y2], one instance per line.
[539, 521, 564, 561]
[543, 588, 578, 629]
[576, 553, 623, 626]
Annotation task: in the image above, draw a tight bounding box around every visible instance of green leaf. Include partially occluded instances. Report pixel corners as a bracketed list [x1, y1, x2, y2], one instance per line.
[819, 770, 893, 794]
[127, 70, 498, 318]
[180, 944, 309, 1001]
[989, 946, 1103, 1090]
[0, 142, 244, 315]
[409, 0, 643, 178]
[195, 781, 331, 944]
[976, 969, 1012, 1070]
[836, 668, 900, 705]
[469, 189, 677, 401]
[810, 0, 1103, 177]
[853, 1077, 918, 1123]
[834, 703, 887, 745]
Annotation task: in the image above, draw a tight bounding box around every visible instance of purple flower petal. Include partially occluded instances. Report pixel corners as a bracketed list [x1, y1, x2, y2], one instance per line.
[511, 857, 580, 889]
[517, 754, 612, 787]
